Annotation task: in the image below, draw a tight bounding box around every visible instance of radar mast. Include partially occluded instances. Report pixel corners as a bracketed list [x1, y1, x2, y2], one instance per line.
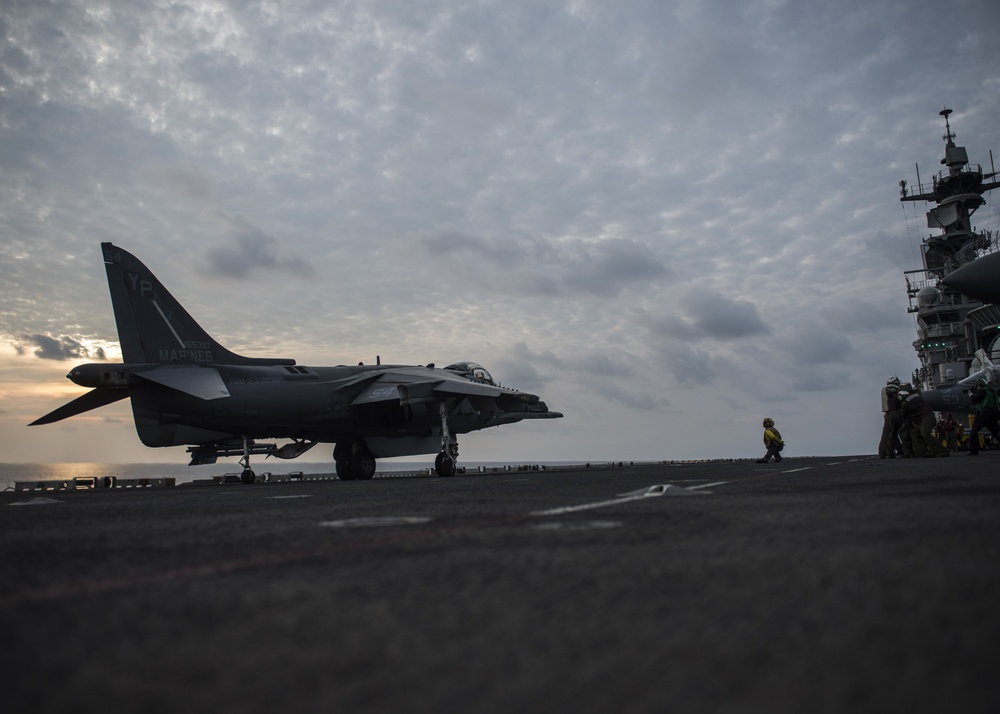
[899, 109, 1000, 393]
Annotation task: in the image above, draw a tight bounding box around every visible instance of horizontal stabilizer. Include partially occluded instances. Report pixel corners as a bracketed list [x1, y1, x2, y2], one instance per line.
[29, 388, 129, 426]
[136, 365, 230, 400]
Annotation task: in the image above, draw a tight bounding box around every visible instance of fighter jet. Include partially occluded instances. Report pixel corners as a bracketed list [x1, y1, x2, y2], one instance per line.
[30, 243, 562, 481]
[921, 349, 1000, 413]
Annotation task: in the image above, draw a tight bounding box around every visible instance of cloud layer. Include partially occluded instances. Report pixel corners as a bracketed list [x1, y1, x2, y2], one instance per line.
[1, 0, 998, 463]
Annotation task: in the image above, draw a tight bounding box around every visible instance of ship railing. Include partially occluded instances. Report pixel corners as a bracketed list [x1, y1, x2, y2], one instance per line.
[932, 164, 984, 188]
[904, 269, 935, 294]
[954, 231, 997, 266]
[905, 269, 934, 312]
[906, 233, 998, 291]
[903, 164, 985, 197]
[905, 268, 968, 312]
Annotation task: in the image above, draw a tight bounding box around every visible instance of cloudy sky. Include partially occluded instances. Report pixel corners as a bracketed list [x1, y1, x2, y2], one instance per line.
[2, 0, 999, 465]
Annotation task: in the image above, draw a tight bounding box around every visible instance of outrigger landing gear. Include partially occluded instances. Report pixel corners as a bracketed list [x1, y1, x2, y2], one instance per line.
[333, 441, 377, 481]
[239, 435, 256, 484]
[435, 402, 459, 477]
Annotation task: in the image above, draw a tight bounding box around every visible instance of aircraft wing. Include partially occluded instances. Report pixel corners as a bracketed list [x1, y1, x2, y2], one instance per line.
[434, 378, 533, 400]
[350, 370, 519, 405]
[350, 378, 445, 406]
[348, 369, 559, 417]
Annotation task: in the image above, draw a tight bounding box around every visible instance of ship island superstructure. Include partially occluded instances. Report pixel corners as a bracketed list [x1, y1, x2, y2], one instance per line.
[899, 109, 1000, 395]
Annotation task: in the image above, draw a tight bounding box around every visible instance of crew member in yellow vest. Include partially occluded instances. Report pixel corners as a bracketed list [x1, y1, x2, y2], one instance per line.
[756, 418, 784, 463]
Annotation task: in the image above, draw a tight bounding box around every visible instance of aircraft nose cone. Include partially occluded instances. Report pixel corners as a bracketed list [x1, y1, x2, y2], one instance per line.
[942, 252, 1000, 305]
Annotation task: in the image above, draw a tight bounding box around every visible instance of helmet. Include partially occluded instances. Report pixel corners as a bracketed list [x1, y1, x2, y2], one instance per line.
[885, 384, 899, 393]
[762, 418, 774, 428]
[887, 375, 901, 386]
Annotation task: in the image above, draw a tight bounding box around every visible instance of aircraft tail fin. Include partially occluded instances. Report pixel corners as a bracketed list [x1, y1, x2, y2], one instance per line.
[101, 243, 294, 366]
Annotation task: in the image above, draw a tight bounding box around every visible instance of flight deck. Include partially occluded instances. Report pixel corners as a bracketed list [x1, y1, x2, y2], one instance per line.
[3, 455, 998, 713]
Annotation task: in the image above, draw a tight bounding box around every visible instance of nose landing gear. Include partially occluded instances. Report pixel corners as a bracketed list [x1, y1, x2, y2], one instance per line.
[435, 402, 459, 477]
[435, 447, 458, 477]
[331, 401, 461, 479]
[239, 435, 255, 484]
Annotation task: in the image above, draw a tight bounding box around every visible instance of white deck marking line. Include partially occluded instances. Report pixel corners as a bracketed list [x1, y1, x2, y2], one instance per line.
[689, 480, 732, 490]
[320, 516, 433, 528]
[533, 466, 824, 517]
[153, 300, 186, 349]
[690, 467, 814, 490]
[531, 489, 669, 516]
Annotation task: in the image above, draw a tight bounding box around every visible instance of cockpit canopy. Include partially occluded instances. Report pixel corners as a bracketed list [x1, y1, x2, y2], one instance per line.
[444, 361, 495, 385]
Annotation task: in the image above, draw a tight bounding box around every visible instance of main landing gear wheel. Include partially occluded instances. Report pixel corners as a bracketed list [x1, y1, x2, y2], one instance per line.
[334, 442, 353, 480]
[240, 468, 256, 484]
[351, 449, 376, 480]
[435, 451, 456, 478]
[334, 442, 376, 480]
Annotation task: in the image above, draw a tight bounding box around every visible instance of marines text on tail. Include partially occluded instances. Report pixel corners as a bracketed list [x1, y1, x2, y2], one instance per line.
[30, 244, 563, 482]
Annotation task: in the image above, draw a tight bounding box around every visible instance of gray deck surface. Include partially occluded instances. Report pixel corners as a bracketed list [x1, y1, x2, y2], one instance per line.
[3, 454, 999, 713]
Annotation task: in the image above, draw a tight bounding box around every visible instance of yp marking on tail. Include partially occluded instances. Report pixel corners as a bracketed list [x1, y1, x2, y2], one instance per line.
[127, 271, 154, 297]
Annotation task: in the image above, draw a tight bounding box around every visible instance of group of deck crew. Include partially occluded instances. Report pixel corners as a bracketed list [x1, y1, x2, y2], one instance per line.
[879, 375, 1000, 458]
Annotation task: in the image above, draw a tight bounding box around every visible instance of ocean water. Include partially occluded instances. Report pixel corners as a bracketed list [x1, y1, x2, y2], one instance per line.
[0, 460, 588, 491]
